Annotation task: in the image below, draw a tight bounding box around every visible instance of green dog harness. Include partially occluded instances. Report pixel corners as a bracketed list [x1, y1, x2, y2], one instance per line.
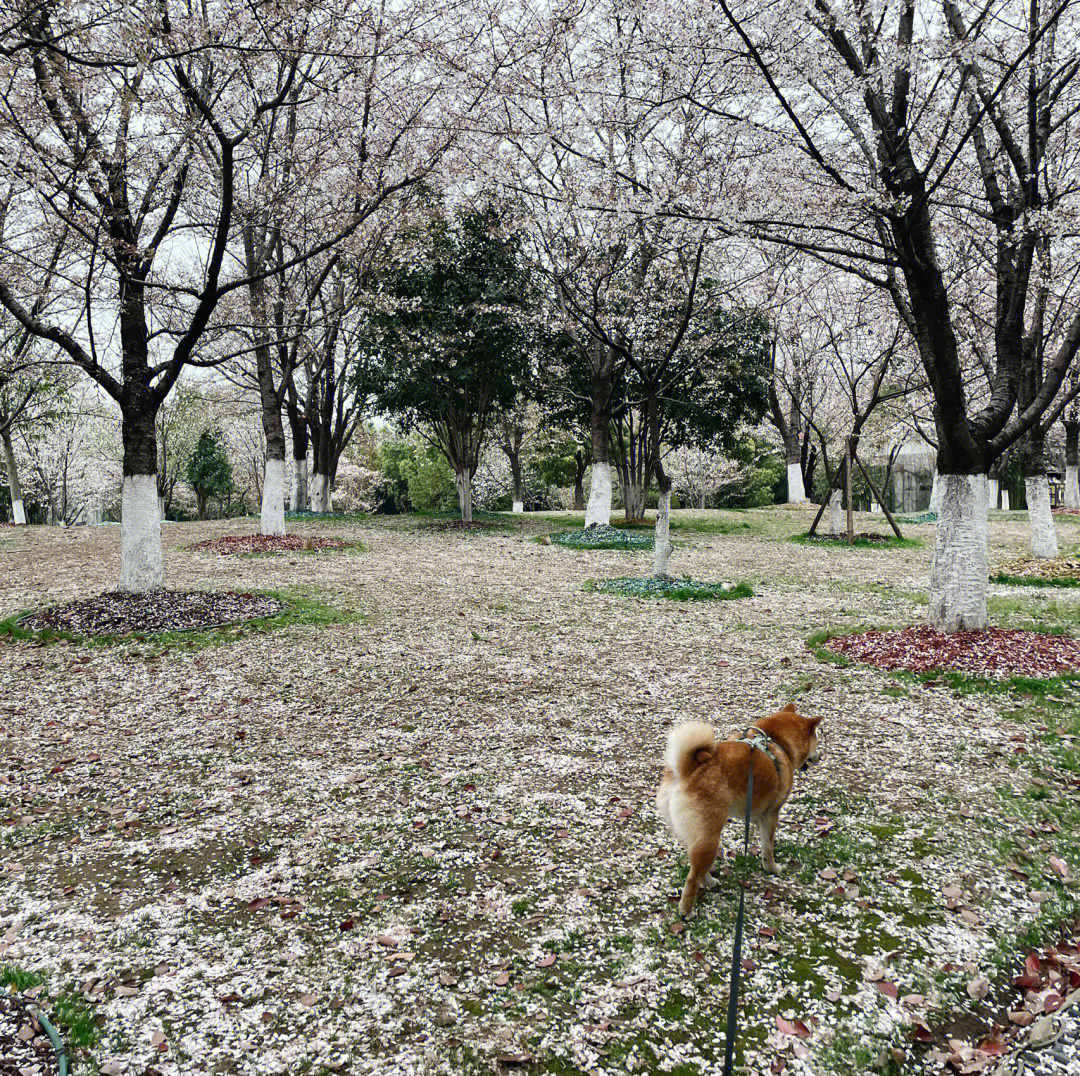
[734, 727, 783, 781]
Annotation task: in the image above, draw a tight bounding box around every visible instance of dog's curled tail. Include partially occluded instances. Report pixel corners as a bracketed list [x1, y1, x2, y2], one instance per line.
[664, 721, 716, 780]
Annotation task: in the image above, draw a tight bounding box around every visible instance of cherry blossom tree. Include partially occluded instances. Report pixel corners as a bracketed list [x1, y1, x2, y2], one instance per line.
[711, 0, 1080, 630]
[500, 0, 750, 531]
[0, 0, 515, 582]
[1064, 377, 1080, 509]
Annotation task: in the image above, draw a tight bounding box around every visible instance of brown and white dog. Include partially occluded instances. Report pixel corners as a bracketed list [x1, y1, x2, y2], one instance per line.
[656, 704, 823, 917]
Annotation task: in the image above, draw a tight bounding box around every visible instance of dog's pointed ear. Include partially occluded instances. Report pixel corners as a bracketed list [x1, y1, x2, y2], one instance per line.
[805, 715, 823, 730]
[781, 702, 797, 713]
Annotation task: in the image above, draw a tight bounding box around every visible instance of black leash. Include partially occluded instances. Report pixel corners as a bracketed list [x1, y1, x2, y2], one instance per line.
[722, 740, 755, 1076]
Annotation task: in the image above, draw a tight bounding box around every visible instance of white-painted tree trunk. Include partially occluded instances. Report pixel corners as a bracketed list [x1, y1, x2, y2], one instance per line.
[928, 473, 988, 633]
[261, 457, 286, 536]
[1024, 475, 1059, 558]
[1064, 466, 1080, 509]
[2, 432, 26, 525]
[827, 490, 843, 534]
[929, 472, 943, 515]
[987, 478, 999, 510]
[512, 500, 524, 513]
[310, 472, 330, 514]
[291, 457, 309, 513]
[1001, 489, 1010, 510]
[158, 495, 166, 520]
[584, 461, 612, 528]
[119, 474, 165, 592]
[456, 468, 473, 523]
[786, 461, 806, 503]
[653, 488, 672, 577]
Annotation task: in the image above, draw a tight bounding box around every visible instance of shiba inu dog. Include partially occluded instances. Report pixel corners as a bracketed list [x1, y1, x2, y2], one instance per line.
[656, 704, 823, 917]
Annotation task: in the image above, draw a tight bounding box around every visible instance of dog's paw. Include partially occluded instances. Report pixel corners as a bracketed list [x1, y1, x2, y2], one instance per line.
[763, 861, 781, 875]
[702, 872, 719, 890]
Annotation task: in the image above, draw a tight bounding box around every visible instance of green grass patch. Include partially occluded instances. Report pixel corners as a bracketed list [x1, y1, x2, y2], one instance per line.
[790, 532, 920, 549]
[991, 572, 1080, 589]
[585, 577, 754, 602]
[1, 962, 101, 1071]
[987, 594, 1080, 632]
[0, 590, 357, 653]
[546, 512, 753, 535]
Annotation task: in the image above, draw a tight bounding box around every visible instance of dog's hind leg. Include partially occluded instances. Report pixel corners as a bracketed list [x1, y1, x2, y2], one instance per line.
[758, 810, 781, 874]
[678, 840, 719, 917]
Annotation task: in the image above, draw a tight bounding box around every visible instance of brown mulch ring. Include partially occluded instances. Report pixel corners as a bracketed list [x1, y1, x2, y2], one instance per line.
[821, 625, 1080, 679]
[18, 590, 285, 638]
[191, 534, 348, 555]
[422, 519, 504, 532]
[993, 557, 1080, 584]
[0, 993, 59, 1076]
[1053, 508, 1080, 516]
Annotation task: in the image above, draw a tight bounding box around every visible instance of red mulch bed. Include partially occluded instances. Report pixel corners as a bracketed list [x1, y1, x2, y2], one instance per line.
[20, 590, 285, 637]
[192, 534, 347, 555]
[0, 993, 59, 1075]
[1054, 507, 1080, 516]
[822, 625, 1080, 679]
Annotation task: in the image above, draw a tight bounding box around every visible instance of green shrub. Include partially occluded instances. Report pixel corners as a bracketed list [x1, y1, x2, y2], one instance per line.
[376, 435, 458, 513]
[548, 525, 653, 550]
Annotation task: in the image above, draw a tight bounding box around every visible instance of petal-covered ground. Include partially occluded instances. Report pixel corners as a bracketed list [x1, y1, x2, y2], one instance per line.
[0, 990, 59, 1075]
[992, 557, 1080, 586]
[1, 508, 1079, 1075]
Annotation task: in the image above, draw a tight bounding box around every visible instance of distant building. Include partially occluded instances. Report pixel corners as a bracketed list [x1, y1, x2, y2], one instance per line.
[887, 438, 936, 515]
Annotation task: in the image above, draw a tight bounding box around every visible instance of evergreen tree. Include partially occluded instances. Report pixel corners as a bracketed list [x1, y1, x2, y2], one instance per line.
[186, 430, 234, 520]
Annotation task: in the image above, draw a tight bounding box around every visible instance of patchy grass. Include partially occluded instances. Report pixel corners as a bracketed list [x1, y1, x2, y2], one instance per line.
[1, 962, 102, 1070]
[790, 532, 921, 549]
[585, 577, 754, 601]
[992, 571, 1080, 588]
[549, 511, 755, 535]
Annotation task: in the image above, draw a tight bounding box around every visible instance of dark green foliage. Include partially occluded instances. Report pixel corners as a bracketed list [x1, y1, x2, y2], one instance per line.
[360, 207, 533, 517]
[717, 434, 785, 508]
[185, 429, 233, 519]
[653, 304, 772, 457]
[376, 436, 458, 513]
